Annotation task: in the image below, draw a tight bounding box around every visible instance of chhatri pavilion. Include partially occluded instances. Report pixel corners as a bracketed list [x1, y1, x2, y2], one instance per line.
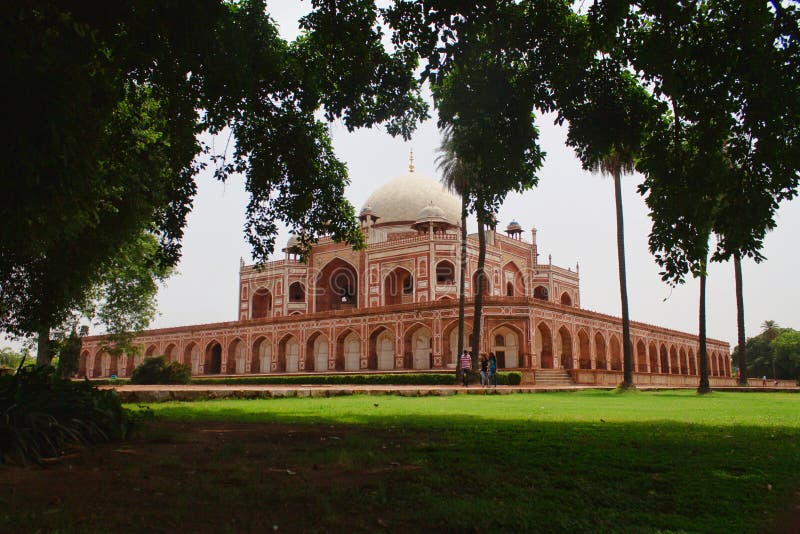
[79, 161, 732, 386]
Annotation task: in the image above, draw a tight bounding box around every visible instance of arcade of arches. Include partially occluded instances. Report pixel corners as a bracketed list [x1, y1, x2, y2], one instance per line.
[80, 304, 731, 384]
[79, 169, 731, 385]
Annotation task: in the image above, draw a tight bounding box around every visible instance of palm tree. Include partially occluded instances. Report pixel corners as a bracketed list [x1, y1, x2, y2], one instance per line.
[590, 150, 636, 389]
[436, 127, 470, 379]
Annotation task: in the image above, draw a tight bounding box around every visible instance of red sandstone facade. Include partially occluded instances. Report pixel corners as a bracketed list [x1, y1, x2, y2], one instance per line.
[79, 170, 732, 386]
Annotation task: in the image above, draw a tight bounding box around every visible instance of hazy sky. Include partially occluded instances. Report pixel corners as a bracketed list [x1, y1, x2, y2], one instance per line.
[147, 3, 799, 350]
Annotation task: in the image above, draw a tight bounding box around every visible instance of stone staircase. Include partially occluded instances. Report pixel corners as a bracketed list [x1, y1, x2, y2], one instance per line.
[534, 369, 575, 387]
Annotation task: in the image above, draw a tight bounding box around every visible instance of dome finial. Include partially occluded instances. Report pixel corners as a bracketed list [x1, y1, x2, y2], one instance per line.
[409, 148, 415, 173]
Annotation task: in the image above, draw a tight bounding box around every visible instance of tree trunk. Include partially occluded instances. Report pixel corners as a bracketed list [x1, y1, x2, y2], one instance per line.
[697, 260, 711, 394]
[456, 194, 468, 380]
[470, 215, 487, 370]
[37, 325, 52, 367]
[734, 251, 747, 385]
[614, 170, 634, 389]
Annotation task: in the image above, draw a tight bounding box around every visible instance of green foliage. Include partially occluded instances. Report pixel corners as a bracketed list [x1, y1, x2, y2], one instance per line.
[1, 1, 426, 353]
[0, 347, 30, 371]
[131, 356, 192, 385]
[54, 329, 81, 379]
[731, 324, 800, 380]
[0, 366, 132, 465]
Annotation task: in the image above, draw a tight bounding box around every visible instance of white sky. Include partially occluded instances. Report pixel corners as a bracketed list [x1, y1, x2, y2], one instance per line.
[148, 3, 799, 349]
[5, 3, 797, 353]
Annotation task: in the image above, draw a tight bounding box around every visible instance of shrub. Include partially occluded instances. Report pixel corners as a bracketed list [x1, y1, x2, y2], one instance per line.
[504, 372, 522, 385]
[0, 365, 132, 465]
[130, 356, 191, 385]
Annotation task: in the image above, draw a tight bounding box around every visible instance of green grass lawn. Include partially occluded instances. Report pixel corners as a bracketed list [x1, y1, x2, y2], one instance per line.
[132, 390, 800, 532]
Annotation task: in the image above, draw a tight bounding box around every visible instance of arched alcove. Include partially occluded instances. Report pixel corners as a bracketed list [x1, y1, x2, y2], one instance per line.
[385, 267, 414, 306]
[316, 259, 358, 312]
[251, 288, 272, 319]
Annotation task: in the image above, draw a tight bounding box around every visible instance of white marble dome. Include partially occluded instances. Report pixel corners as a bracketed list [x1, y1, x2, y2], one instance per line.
[362, 172, 461, 228]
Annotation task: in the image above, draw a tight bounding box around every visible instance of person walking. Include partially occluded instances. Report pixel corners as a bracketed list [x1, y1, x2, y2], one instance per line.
[460, 350, 472, 387]
[488, 352, 498, 388]
[480, 354, 489, 388]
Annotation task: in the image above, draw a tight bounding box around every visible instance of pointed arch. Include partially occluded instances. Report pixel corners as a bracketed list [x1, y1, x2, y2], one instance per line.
[679, 347, 688, 375]
[557, 326, 574, 369]
[536, 322, 554, 369]
[277, 334, 300, 373]
[648, 342, 658, 373]
[92, 351, 103, 377]
[472, 270, 490, 297]
[609, 335, 621, 371]
[316, 258, 358, 312]
[533, 285, 549, 301]
[560, 292, 572, 306]
[636, 340, 647, 372]
[491, 324, 523, 368]
[144, 345, 157, 357]
[385, 267, 414, 306]
[251, 336, 271, 373]
[288, 281, 305, 303]
[369, 326, 395, 371]
[305, 331, 329, 372]
[443, 320, 472, 368]
[205, 340, 223, 374]
[335, 329, 360, 371]
[669, 346, 679, 374]
[251, 288, 273, 320]
[403, 322, 432, 370]
[577, 329, 591, 369]
[660, 344, 669, 374]
[227, 337, 246, 374]
[184, 342, 200, 374]
[595, 333, 607, 370]
[435, 260, 456, 285]
[502, 261, 525, 297]
[688, 348, 697, 375]
[163, 343, 177, 363]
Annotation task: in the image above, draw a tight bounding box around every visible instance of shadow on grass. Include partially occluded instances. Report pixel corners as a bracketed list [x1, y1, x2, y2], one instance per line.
[134, 397, 800, 533]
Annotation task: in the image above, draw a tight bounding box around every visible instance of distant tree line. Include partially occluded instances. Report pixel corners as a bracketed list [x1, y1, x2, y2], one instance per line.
[732, 321, 800, 381]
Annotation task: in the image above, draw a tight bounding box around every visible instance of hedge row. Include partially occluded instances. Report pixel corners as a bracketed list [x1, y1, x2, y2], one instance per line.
[189, 371, 522, 386]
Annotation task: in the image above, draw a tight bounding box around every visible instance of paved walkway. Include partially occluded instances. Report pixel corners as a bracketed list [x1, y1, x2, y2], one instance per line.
[104, 383, 798, 403]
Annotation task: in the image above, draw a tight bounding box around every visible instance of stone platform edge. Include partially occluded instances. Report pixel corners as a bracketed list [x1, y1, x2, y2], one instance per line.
[108, 385, 798, 403]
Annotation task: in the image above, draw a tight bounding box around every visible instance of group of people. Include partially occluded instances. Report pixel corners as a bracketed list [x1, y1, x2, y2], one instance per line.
[458, 350, 498, 388]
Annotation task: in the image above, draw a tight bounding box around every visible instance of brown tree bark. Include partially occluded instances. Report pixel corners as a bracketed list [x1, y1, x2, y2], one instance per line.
[734, 251, 747, 385]
[614, 170, 634, 389]
[470, 216, 487, 370]
[456, 195, 468, 380]
[697, 262, 711, 394]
